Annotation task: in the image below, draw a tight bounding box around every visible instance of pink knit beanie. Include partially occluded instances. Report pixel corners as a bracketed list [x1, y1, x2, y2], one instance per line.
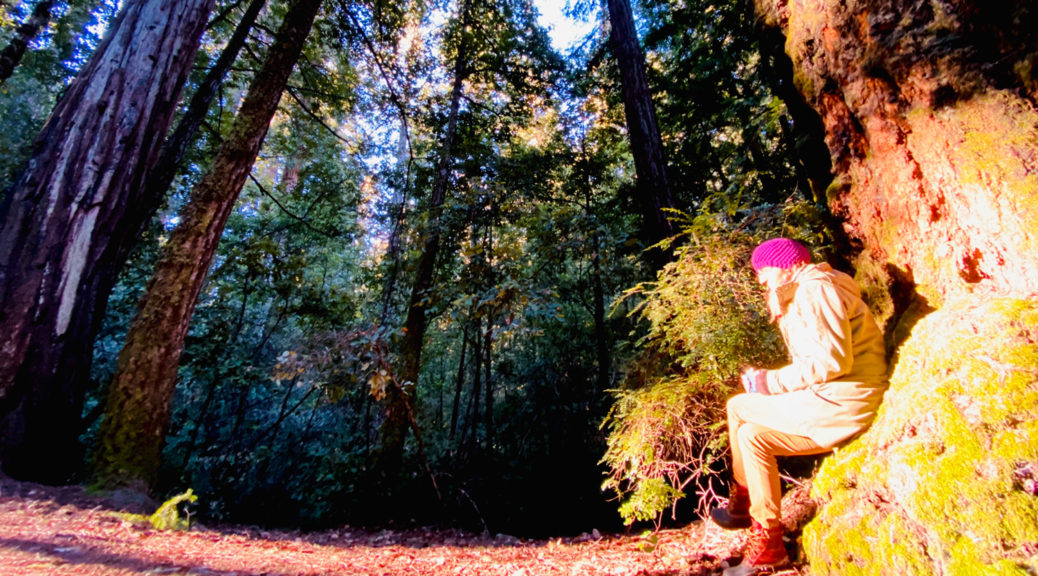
[751, 238, 811, 272]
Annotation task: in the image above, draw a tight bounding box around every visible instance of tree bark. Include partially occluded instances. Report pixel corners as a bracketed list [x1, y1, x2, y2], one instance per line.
[753, 0, 1038, 304]
[0, 0, 216, 483]
[92, 0, 324, 489]
[0, 0, 56, 84]
[145, 0, 269, 207]
[605, 0, 676, 268]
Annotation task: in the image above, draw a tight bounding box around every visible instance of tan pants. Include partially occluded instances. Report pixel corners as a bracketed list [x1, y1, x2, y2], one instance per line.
[727, 393, 830, 529]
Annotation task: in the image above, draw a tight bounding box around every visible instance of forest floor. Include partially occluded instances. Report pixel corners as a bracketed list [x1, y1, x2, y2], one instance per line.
[0, 473, 810, 575]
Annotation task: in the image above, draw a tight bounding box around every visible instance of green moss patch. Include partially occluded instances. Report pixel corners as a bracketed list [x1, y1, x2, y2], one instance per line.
[804, 298, 1038, 575]
[149, 489, 198, 531]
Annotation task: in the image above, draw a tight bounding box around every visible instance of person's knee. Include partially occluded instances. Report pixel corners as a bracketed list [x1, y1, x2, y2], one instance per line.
[726, 393, 749, 417]
[737, 423, 772, 458]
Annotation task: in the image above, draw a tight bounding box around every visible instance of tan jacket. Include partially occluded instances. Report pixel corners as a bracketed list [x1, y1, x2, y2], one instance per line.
[762, 263, 889, 448]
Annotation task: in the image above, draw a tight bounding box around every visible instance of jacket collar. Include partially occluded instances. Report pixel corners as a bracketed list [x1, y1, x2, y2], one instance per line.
[768, 263, 834, 320]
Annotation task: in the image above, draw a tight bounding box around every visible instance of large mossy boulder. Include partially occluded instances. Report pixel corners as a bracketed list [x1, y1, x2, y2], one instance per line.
[804, 298, 1038, 575]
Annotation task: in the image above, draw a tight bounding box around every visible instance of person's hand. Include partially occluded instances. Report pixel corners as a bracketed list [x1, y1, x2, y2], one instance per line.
[740, 368, 768, 394]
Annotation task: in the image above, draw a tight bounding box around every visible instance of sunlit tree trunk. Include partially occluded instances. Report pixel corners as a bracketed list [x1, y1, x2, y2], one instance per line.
[0, 0, 215, 483]
[605, 0, 675, 267]
[754, 0, 1038, 301]
[0, 0, 56, 83]
[92, 0, 324, 489]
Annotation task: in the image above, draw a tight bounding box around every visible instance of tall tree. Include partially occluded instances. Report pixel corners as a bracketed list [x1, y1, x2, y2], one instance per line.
[0, 0, 57, 83]
[145, 0, 269, 208]
[0, 0, 216, 483]
[380, 0, 560, 476]
[381, 0, 473, 476]
[92, 0, 324, 489]
[605, 0, 675, 266]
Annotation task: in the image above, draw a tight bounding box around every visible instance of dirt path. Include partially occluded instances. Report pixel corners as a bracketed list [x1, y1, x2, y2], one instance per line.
[0, 474, 802, 575]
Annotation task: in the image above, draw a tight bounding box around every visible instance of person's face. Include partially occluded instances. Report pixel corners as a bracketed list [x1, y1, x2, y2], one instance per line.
[756, 266, 791, 290]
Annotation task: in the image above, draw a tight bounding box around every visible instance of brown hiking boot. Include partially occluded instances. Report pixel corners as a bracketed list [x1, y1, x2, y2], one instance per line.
[722, 520, 790, 576]
[710, 483, 752, 530]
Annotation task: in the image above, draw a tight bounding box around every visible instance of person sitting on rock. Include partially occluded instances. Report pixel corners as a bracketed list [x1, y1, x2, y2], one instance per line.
[711, 237, 889, 576]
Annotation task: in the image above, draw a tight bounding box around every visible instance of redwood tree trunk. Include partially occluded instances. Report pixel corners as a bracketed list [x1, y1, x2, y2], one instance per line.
[146, 0, 268, 205]
[605, 0, 676, 267]
[0, 0, 216, 483]
[92, 0, 324, 489]
[753, 0, 1038, 308]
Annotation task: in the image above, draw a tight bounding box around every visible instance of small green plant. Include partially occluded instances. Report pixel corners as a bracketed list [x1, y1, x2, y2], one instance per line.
[150, 489, 198, 531]
[602, 206, 814, 526]
[638, 530, 661, 553]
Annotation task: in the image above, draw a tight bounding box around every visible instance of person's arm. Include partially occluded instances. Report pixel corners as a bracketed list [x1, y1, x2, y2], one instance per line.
[764, 281, 854, 394]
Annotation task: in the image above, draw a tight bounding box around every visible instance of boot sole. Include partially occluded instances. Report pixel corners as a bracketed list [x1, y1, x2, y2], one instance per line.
[721, 558, 791, 576]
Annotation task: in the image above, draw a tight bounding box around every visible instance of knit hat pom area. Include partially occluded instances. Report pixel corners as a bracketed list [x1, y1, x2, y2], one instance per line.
[751, 238, 811, 271]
